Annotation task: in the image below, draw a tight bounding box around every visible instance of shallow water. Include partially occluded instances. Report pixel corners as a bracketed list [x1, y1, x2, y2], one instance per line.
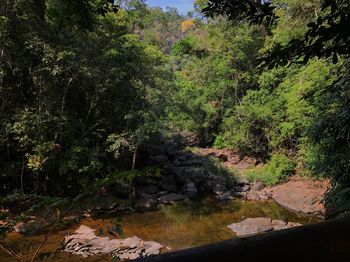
[0, 198, 321, 261]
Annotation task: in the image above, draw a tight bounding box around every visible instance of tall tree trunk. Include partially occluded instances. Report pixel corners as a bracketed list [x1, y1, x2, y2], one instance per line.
[131, 147, 138, 171]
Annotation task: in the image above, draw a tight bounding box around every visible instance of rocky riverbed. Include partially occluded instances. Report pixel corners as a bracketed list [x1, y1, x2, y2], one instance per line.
[130, 137, 329, 216]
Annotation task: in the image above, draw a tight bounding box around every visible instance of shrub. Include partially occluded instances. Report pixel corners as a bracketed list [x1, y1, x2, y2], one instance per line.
[245, 153, 295, 185]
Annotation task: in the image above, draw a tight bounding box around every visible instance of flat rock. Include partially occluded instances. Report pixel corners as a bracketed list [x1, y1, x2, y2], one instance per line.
[134, 193, 158, 210]
[64, 225, 165, 260]
[271, 177, 329, 215]
[228, 218, 302, 237]
[159, 193, 185, 204]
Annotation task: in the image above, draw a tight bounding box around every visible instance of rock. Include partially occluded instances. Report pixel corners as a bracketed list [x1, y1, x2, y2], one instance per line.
[157, 191, 169, 196]
[216, 192, 233, 201]
[251, 181, 265, 191]
[227, 218, 302, 237]
[257, 189, 271, 200]
[246, 191, 260, 201]
[157, 176, 178, 192]
[169, 166, 186, 183]
[137, 185, 159, 195]
[233, 185, 250, 193]
[271, 178, 328, 215]
[64, 225, 165, 259]
[134, 193, 158, 211]
[134, 176, 157, 186]
[232, 191, 247, 198]
[159, 193, 185, 204]
[14, 220, 44, 234]
[110, 182, 130, 198]
[212, 184, 226, 196]
[121, 236, 142, 248]
[176, 152, 192, 162]
[144, 241, 164, 255]
[235, 176, 249, 186]
[228, 218, 273, 236]
[182, 182, 198, 197]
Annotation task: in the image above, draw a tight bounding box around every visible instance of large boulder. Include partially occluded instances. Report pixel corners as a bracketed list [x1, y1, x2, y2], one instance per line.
[271, 178, 329, 216]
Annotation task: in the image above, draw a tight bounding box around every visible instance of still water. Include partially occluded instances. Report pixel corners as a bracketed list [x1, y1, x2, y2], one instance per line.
[1, 198, 321, 261]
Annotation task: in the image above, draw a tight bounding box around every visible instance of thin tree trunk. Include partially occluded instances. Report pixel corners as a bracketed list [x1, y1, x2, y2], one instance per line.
[20, 156, 25, 195]
[128, 147, 138, 199]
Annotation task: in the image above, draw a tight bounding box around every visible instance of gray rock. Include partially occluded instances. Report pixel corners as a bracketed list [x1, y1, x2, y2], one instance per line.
[228, 218, 273, 236]
[216, 192, 233, 201]
[110, 182, 130, 198]
[134, 193, 158, 210]
[157, 176, 178, 192]
[137, 185, 159, 195]
[232, 191, 247, 198]
[212, 184, 226, 195]
[235, 176, 249, 186]
[159, 193, 185, 204]
[233, 185, 250, 192]
[157, 190, 169, 196]
[227, 218, 302, 237]
[64, 225, 165, 260]
[183, 182, 198, 197]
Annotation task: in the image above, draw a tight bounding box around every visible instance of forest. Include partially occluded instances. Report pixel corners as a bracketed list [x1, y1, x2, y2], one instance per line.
[1, 0, 350, 260]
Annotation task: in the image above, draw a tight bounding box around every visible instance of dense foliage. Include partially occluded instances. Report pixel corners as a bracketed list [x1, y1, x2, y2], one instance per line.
[0, 0, 172, 196]
[1, 0, 350, 217]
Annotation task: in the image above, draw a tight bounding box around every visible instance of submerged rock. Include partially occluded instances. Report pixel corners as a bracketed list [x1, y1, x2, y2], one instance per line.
[134, 193, 158, 211]
[227, 217, 302, 237]
[159, 193, 185, 204]
[64, 225, 165, 260]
